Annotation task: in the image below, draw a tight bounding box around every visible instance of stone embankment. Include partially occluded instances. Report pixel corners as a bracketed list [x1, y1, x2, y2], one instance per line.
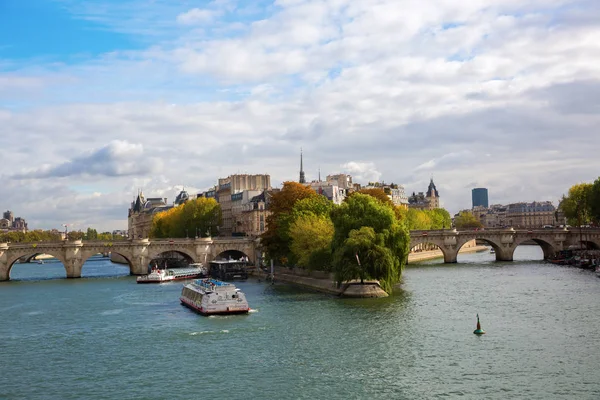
[255, 244, 489, 298]
[254, 266, 389, 298]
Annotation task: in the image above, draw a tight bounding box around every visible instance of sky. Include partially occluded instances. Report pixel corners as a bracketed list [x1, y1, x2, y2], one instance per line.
[1, 0, 600, 232]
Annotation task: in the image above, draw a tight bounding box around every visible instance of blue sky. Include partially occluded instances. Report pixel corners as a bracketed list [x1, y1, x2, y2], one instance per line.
[0, 0, 142, 61]
[1, 0, 600, 231]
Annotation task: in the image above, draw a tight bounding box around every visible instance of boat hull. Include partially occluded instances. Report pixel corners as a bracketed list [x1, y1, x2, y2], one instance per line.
[180, 297, 249, 316]
[136, 273, 203, 284]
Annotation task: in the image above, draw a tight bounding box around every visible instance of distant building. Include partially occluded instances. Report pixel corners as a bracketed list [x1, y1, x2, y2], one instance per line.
[507, 201, 556, 228]
[472, 201, 558, 229]
[408, 178, 440, 210]
[127, 191, 183, 238]
[212, 174, 272, 236]
[308, 181, 347, 205]
[363, 182, 409, 208]
[0, 210, 28, 233]
[299, 150, 306, 184]
[472, 188, 489, 208]
[238, 189, 280, 237]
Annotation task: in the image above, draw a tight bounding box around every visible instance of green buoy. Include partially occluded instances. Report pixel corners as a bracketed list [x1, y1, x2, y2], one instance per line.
[473, 314, 486, 335]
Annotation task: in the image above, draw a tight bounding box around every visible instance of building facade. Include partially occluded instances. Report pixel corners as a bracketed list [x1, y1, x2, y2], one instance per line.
[472, 188, 489, 208]
[0, 210, 28, 233]
[206, 174, 272, 236]
[363, 182, 409, 208]
[506, 201, 556, 228]
[127, 190, 190, 238]
[408, 179, 440, 210]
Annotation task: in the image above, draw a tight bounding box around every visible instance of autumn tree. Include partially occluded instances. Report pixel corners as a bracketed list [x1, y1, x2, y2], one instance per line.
[330, 194, 410, 293]
[261, 182, 318, 264]
[453, 211, 483, 229]
[150, 198, 222, 238]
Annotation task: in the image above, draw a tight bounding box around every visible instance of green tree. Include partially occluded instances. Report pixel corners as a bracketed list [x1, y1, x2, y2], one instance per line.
[85, 228, 98, 240]
[560, 183, 593, 227]
[330, 194, 410, 294]
[453, 211, 483, 229]
[289, 214, 334, 270]
[590, 177, 600, 225]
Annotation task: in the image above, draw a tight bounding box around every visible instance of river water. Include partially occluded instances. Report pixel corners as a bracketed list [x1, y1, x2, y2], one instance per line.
[1, 248, 599, 399]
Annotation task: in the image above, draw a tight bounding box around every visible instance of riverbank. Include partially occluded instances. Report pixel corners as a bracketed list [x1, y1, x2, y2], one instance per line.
[256, 245, 489, 297]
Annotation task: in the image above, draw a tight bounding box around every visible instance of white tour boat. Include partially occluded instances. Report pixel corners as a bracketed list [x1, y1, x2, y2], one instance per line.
[180, 278, 250, 316]
[136, 263, 206, 284]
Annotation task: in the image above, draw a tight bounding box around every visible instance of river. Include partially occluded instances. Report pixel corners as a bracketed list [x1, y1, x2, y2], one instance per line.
[1, 248, 599, 399]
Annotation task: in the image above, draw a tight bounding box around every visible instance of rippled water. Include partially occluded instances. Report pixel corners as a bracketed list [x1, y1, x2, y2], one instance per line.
[1, 249, 600, 399]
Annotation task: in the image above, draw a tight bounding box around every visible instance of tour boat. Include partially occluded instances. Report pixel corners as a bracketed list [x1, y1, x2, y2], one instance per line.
[180, 278, 250, 316]
[136, 263, 206, 284]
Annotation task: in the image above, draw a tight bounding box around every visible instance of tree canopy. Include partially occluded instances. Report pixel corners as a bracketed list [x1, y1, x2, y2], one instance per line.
[260, 182, 318, 264]
[330, 193, 410, 293]
[453, 211, 483, 229]
[150, 197, 222, 238]
[560, 182, 593, 226]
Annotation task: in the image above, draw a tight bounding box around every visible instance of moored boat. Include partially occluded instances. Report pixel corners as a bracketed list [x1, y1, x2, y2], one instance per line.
[136, 263, 206, 284]
[180, 278, 250, 316]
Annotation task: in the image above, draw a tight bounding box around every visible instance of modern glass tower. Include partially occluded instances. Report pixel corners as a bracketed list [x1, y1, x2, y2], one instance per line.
[472, 188, 489, 208]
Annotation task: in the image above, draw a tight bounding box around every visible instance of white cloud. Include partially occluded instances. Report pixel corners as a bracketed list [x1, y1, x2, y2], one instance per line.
[177, 8, 218, 25]
[2, 0, 600, 230]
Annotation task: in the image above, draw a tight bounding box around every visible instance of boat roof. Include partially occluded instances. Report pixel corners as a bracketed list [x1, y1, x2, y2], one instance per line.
[193, 278, 236, 287]
[210, 260, 246, 264]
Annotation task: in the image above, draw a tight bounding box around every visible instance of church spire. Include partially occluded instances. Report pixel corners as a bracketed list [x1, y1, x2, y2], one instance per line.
[299, 148, 306, 184]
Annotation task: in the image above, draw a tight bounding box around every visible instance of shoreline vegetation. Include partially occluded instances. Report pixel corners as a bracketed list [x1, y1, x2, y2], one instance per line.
[254, 245, 490, 298]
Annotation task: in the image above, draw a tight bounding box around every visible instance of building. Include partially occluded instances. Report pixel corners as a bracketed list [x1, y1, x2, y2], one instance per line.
[363, 182, 409, 208]
[0, 210, 28, 233]
[127, 191, 186, 238]
[326, 173, 353, 190]
[299, 150, 306, 184]
[472, 188, 489, 208]
[308, 181, 347, 205]
[506, 201, 556, 228]
[408, 178, 440, 210]
[238, 189, 279, 237]
[211, 174, 272, 236]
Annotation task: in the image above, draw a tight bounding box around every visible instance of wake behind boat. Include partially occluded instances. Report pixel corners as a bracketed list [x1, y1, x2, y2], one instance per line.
[137, 263, 206, 284]
[180, 278, 250, 316]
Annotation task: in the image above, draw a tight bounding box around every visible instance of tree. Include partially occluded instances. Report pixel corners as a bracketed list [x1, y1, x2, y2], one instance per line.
[261, 182, 318, 264]
[330, 194, 410, 293]
[289, 214, 334, 270]
[587, 177, 600, 225]
[453, 211, 483, 229]
[85, 228, 98, 240]
[150, 198, 222, 238]
[347, 188, 394, 207]
[560, 183, 593, 227]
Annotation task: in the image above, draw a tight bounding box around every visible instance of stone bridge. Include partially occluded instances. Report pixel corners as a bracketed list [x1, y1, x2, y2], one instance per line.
[0, 237, 258, 281]
[409, 228, 600, 263]
[2, 228, 600, 281]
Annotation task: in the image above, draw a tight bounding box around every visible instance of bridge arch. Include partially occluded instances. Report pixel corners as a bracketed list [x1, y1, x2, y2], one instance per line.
[80, 249, 135, 273]
[6, 250, 69, 281]
[147, 249, 197, 267]
[512, 237, 557, 260]
[214, 249, 251, 262]
[408, 239, 452, 264]
[456, 237, 502, 261]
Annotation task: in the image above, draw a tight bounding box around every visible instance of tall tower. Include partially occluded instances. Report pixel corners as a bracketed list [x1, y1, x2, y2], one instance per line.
[299, 148, 306, 184]
[425, 178, 440, 209]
